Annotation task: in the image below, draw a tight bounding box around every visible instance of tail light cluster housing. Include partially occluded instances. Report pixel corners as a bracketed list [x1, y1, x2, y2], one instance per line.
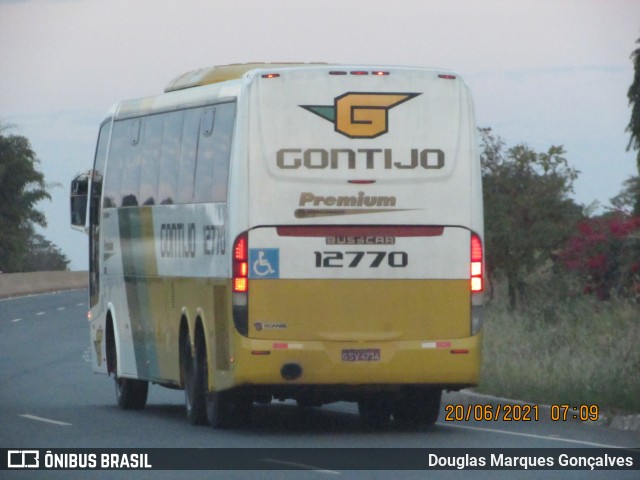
[471, 233, 483, 293]
[232, 233, 249, 336]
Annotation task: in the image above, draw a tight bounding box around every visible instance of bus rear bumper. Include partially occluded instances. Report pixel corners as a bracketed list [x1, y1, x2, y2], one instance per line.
[230, 333, 482, 391]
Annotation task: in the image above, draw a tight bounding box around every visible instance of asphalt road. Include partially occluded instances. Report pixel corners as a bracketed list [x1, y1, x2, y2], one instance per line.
[1, 289, 638, 479]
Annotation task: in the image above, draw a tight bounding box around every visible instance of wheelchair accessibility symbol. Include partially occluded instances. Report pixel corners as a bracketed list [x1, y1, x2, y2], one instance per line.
[249, 248, 279, 278]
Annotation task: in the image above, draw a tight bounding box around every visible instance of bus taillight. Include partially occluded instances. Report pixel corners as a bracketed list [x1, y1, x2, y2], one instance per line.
[471, 234, 483, 293]
[232, 233, 249, 336]
[233, 234, 248, 293]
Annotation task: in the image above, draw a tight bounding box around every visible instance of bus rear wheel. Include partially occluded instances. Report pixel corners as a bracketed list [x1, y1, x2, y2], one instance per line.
[206, 391, 232, 428]
[358, 395, 392, 428]
[181, 331, 207, 425]
[207, 391, 253, 429]
[393, 388, 442, 426]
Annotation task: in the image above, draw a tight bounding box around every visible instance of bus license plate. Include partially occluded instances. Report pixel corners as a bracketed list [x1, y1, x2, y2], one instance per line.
[341, 349, 381, 362]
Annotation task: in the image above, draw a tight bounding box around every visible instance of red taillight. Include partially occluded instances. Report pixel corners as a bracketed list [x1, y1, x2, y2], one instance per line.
[471, 234, 483, 292]
[234, 235, 247, 260]
[233, 234, 248, 293]
[261, 73, 280, 79]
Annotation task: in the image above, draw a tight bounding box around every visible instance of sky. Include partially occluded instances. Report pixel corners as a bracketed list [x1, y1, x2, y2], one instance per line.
[1, 0, 639, 271]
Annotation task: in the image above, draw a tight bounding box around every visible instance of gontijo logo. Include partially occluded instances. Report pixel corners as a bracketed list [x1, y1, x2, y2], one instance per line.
[301, 92, 420, 139]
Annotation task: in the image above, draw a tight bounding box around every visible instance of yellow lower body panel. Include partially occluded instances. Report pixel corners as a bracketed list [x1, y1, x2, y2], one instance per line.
[231, 332, 482, 388]
[248, 279, 472, 341]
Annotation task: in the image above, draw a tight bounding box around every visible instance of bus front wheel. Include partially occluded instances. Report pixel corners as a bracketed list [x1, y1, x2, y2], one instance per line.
[111, 322, 148, 410]
[115, 376, 148, 410]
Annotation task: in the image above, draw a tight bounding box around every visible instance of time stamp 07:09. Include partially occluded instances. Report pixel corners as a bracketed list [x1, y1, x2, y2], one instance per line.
[444, 404, 600, 422]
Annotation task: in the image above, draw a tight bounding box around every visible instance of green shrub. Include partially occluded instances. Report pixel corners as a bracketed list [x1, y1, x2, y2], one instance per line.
[478, 274, 640, 414]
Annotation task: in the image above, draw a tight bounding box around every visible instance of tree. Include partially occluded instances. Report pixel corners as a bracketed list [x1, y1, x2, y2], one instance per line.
[480, 128, 582, 309]
[22, 230, 70, 272]
[561, 213, 640, 300]
[0, 126, 60, 272]
[627, 36, 640, 172]
[610, 175, 640, 216]
[561, 178, 640, 300]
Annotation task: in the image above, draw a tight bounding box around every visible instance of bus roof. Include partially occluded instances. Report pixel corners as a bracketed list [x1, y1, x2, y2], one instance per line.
[164, 62, 327, 92]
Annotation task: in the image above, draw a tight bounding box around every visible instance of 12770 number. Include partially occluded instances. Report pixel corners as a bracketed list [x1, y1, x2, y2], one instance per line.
[314, 251, 408, 268]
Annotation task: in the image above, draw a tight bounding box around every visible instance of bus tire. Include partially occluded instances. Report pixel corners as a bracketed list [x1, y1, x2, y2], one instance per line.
[181, 331, 207, 425]
[233, 396, 254, 427]
[206, 391, 232, 428]
[207, 392, 253, 429]
[358, 395, 392, 428]
[111, 318, 148, 410]
[115, 376, 148, 410]
[393, 388, 442, 426]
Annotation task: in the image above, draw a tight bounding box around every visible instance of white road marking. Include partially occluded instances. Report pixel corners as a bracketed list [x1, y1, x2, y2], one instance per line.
[11, 319, 22, 323]
[262, 458, 340, 475]
[441, 422, 629, 449]
[76, 303, 85, 306]
[36, 312, 45, 316]
[57, 307, 65, 311]
[20, 414, 72, 426]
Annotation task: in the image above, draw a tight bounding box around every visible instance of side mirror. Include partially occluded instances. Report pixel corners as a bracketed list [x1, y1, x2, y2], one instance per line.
[70, 171, 90, 231]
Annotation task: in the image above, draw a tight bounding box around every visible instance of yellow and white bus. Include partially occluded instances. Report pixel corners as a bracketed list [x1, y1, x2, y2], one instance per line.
[71, 63, 484, 428]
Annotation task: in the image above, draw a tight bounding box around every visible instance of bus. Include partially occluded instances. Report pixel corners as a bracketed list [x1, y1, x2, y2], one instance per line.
[70, 63, 484, 428]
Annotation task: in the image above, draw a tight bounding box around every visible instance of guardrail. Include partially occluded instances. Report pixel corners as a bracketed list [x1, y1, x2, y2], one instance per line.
[0, 271, 88, 299]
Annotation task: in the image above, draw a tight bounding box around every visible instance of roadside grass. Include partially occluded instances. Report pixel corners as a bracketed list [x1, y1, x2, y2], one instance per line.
[477, 275, 640, 415]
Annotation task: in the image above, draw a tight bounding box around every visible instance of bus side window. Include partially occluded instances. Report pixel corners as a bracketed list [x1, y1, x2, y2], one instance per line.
[120, 118, 142, 207]
[194, 102, 236, 203]
[177, 108, 200, 204]
[158, 111, 183, 205]
[103, 120, 127, 208]
[211, 102, 235, 202]
[194, 107, 216, 203]
[139, 115, 163, 206]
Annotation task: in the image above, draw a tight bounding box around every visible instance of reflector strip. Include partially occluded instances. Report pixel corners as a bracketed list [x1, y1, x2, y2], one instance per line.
[421, 341, 452, 349]
[277, 225, 444, 237]
[272, 343, 303, 350]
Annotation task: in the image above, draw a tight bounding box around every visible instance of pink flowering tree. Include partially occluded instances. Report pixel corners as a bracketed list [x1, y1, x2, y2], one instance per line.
[561, 214, 640, 300]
